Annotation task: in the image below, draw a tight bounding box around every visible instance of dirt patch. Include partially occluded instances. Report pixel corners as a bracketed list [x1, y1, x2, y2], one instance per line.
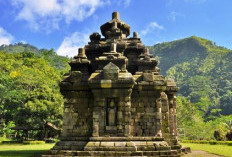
[183, 150, 225, 157]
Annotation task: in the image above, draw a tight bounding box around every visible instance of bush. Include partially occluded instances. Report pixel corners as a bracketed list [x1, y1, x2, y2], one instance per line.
[0, 137, 12, 144]
[1, 141, 20, 144]
[226, 131, 232, 140]
[22, 141, 45, 145]
[181, 140, 232, 146]
[45, 138, 59, 143]
[209, 140, 217, 145]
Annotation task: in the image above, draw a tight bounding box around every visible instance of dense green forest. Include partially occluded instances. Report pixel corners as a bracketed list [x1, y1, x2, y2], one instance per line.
[0, 37, 232, 140]
[0, 43, 70, 139]
[149, 36, 232, 140]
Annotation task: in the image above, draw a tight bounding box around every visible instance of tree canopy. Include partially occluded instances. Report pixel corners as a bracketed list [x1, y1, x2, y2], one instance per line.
[0, 47, 69, 139]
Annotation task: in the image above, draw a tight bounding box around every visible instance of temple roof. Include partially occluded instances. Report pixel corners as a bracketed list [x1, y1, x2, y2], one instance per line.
[100, 12, 130, 39]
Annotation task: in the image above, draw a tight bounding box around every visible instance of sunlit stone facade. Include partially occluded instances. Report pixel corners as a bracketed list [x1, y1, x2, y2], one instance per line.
[43, 12, 184, 157]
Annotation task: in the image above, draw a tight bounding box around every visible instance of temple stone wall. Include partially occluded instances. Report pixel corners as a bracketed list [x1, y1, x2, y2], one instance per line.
[131, 90, 161, 136]
[90, 88, 133, 137]
[62, 94, 93, 137]
[60, 83, 93, 137]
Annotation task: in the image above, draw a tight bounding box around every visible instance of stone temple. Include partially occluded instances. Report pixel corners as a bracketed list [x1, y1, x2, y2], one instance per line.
[43, 12, 186, 157]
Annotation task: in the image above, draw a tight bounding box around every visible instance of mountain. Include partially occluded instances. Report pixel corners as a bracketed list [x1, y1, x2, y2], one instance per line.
[0, 43, 70, 72]
[149, 36, 232, 117]
[0, 43, 40, 54]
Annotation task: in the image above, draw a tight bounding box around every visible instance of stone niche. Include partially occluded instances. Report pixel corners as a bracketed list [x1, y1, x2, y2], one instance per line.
[42, 12, 189, 157]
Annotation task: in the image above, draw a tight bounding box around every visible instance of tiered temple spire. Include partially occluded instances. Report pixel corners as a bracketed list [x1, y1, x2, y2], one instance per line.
[43, 12, 188, 157]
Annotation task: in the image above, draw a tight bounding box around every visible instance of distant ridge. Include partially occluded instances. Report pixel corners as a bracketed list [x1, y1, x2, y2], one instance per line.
[149, 36, 231, 74]
[0, 43, 40, 54]
[149, 36, 232, 116]
[0, 42, 70, 72]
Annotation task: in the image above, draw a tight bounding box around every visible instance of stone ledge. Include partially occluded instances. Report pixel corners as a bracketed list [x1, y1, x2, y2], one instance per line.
[89, 136, 164, 141]
[42, 150, 181, 157]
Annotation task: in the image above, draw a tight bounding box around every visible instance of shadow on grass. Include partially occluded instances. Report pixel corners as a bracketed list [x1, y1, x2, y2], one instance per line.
[0, 150, 48, 157]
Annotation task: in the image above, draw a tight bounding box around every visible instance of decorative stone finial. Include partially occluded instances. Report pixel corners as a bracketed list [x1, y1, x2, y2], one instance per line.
[144, 48, 149, 54]
[90, 32, 101, 42]
[78, 48, 86, 57]
[133, 32, 138, 38]
[112, 12, 120, 20]
[101, 12, 130, 39]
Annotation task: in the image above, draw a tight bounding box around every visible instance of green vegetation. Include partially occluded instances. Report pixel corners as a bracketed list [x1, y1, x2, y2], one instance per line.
[150, 36, 232, 115]
[0, 43, 70, 139]
[0, 143, 54, 157]
[1, 37, 232, 142]
[182, 143, 232, 157]
[0, 43, 39, 54]
[181, 140, 232, 146]
[149, 36, 232, 140]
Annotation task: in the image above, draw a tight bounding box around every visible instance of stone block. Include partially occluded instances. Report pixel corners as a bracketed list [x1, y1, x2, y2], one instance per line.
[137, 107, 144, 112]
[126, 142, 135, 147]
[105, 126, 117, 131]
[100, 80, 112, 88]
[91, 151, 105, 156]
[85, 142, 100, 147]
[143, 73, 154, 81]
[103, 151, 116, 156]
[114, 142, 126, 147]
[115, 151, 131, 156]
[143, 151, 159, 156]
[131, 107, 136, 112]
[100, 142, 114, 147]
[130, 151, 143, 156]
[76, 151, 91, 156]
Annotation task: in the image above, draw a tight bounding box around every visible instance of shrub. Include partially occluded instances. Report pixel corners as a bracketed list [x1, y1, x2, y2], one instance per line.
[45, 138, 59, 143]
[1, 141, 20, 144]
[181, 140, 232, 146]
[209, 140, 217, 145]
[23, 141, 45, 145]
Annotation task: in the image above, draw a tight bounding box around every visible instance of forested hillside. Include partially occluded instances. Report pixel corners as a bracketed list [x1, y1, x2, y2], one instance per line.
[149, 36, 232, 117]
[148, 36, 232, 139]
[0, 44, 70, 139]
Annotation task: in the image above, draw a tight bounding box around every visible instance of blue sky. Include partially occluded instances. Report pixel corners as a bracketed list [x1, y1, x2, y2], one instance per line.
[0, 0, 232, 57]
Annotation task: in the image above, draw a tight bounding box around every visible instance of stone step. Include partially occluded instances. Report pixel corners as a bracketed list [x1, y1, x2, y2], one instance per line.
[42, 150, 180, 157]
[43, 156, 179, 157]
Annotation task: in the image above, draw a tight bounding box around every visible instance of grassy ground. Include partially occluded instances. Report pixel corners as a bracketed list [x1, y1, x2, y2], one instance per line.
[0, 143, 54, 157]
[0, 143, 231, 157]
[182, 143, 232, 157]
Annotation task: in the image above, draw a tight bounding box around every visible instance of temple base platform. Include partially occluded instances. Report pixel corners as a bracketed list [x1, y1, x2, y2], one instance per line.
[42, 137, 184, 157]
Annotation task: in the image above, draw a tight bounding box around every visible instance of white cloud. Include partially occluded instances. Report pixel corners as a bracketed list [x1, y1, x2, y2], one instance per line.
[184, 0, 207, 3]
[168, 12, 185, 21]
[140, 22, 164, 36]
[57, 32, 89, 57]
[11, 0, 109, 31]
[124, 0, 131, 7]
[112, 0, 131, 7]
[0, 27, 14, 46]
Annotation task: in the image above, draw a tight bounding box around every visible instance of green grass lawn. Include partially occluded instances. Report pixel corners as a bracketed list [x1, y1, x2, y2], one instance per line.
[1, 143, 231, 157]
[182, 143, 232, 157]
[0, 143, 54, 157]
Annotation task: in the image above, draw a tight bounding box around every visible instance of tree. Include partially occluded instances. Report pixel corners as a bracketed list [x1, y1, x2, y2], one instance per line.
[0, 51, 69, 139]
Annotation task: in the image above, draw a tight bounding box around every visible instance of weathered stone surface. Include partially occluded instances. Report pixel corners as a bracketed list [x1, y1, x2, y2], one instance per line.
[42, 11, 185, 157]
